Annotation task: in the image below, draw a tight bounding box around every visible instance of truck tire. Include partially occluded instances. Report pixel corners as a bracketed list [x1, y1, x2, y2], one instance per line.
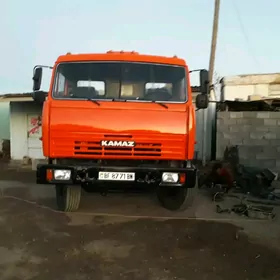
[156, 179, 198, 211]
[55, 185, 81, 212]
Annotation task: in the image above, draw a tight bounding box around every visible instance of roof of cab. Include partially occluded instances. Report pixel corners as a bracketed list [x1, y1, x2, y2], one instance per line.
[56, 51, 187, 66]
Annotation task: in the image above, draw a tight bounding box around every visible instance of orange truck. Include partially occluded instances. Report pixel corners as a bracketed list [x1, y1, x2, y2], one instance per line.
[32, 51, 209, 212]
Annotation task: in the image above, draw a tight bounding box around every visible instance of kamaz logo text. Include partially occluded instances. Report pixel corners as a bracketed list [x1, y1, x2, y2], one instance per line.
[100, 140, 135, 147]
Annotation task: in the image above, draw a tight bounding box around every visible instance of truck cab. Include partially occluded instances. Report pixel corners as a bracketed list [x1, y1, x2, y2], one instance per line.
[32, 51, 209, 212]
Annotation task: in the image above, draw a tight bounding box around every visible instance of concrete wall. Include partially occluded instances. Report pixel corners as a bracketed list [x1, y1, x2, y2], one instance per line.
[10, 101, 43, 160]
[221, 73, 280, 101]
[217, 111, 280, 171]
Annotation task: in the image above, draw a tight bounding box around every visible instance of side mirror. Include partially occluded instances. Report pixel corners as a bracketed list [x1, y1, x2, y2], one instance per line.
[33, 66, 43, 91]
[195, 93, 209, 109]
[32, 91, 46, 104]
[199, 69, 209, 95]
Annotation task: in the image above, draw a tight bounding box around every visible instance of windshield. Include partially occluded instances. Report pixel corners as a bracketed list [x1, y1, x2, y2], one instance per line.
[52, 62, 187, 102]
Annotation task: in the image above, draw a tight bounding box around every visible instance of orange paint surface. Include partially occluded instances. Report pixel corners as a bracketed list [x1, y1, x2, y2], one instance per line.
[43, 52, 196, 161]
[55, 52, 187, 66]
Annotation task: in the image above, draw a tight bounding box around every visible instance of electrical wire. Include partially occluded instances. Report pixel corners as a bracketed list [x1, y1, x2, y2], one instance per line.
[0, 194, 265, 223]
[231, 0, 260, 70]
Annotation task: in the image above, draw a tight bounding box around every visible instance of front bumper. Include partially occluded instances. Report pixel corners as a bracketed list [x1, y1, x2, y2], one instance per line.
[36, 164, 197, 188]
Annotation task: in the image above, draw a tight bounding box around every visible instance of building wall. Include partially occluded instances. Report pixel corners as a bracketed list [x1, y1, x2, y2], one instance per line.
[0, 102, 10, 140]
[217, 111, 280, 171]
[221, 73, 280, 101]
[10, 101, 43, 160]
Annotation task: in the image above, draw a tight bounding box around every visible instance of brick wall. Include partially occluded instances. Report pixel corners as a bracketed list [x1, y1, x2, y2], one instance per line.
[217, 111, 280, 171]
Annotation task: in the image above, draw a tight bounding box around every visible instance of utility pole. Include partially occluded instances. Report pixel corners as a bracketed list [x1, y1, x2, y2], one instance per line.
[208, 0, 221, 85]
[202, 0, 220, 166]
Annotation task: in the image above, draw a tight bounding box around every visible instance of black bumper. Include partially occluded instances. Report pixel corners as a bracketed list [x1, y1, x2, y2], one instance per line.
[36, 164, 197, 188]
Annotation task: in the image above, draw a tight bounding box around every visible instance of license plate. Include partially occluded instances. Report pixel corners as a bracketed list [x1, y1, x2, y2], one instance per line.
[98, 172, 135, 181]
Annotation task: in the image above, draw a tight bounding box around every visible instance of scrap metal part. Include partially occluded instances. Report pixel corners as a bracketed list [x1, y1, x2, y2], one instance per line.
[216, 203, 276, 220]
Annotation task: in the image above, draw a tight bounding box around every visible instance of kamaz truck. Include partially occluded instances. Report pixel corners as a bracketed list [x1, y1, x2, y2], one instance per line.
[32, 51, 209, 212]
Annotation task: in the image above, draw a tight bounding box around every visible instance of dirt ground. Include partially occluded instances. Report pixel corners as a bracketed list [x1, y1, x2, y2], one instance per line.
[1, 165, 280, 280]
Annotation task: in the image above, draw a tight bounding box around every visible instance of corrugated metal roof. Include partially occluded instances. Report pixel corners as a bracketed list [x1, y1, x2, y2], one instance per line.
[0, 93, 31, 98]
[221, 98, 280, 112]
[0, 91, 47, 102]
[221, 73, 280, 86]
[225, 97, 280, 103]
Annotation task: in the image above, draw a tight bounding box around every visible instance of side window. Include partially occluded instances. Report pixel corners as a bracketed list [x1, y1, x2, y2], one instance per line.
[173, 78, 186, 101]
[54, 73, 66, 97]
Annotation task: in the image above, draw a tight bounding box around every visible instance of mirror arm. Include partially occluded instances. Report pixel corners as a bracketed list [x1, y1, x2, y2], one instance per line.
[189, 69, 205, 73]
[33, 65, 53, 75]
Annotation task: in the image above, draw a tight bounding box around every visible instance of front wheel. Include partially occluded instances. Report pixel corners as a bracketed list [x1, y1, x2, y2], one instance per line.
[156, 185, 197, 211]
[55, 185, 81, 212]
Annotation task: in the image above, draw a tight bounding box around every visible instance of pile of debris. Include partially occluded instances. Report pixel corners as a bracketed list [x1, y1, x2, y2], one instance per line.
[224, 145, 279, 200]
[199, 146, 280, 220]
[216, 202, 275, 220]
[235, 165, 278, 199]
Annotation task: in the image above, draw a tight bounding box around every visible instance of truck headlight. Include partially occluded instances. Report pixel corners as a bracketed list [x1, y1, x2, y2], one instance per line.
[162, 172, 179, 183]
[54, 170, 71, 180]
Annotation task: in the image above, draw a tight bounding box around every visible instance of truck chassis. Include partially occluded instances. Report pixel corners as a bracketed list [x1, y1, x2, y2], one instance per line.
[36, 159, 197, 212]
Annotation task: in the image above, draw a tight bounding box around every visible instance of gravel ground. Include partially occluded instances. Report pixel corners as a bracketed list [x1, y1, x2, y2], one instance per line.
[1, 165, 280, 280]
[1, 198, 280, 280]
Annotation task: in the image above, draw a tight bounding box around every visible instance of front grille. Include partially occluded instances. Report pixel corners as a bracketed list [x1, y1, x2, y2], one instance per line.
[74, 138, 162, 157]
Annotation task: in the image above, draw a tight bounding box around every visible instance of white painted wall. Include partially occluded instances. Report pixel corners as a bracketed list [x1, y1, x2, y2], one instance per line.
[10, 101, 44, 160]
[221, 73, 280, 101]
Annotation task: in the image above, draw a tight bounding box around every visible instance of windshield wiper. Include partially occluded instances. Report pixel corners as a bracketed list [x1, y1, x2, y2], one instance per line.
[111, 98, 126, 102]
[71, 95, 100, 106]
[86, 98, 100, 106]
[105, 97, 168, 108]
[151, 100, 168, 109]
[133, 97, 168, 108]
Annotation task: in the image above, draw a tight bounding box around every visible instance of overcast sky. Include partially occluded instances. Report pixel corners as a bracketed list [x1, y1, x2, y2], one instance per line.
[0, 0, 279, 93]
